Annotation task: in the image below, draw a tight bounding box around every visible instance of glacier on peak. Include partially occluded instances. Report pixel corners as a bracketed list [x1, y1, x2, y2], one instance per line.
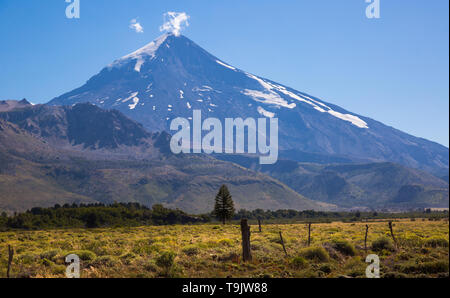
[109, 33, 170, 72]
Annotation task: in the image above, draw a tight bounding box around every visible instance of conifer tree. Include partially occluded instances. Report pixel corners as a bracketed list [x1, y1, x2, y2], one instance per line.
[213, 185, 235, 224]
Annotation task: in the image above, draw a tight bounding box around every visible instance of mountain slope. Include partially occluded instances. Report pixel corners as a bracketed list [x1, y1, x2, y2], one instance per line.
[0, 98, 32, 112]
[216, 154, 449, 210]
[0, 102, 329, 213]
[48, 33, 448, 174]
[0, 118, 97, 211]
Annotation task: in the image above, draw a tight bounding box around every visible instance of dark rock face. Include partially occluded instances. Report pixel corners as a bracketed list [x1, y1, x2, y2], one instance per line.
[64, 103, 150, 149]
[0, 98, 32, 112]
[0, 103, 151, 150]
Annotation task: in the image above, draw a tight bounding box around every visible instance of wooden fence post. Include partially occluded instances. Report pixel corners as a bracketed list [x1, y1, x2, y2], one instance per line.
[258, 219, 262, 233]
[7, 245, 14, 278]
[388, 221, 398, 249]
[364, 224, 369, 253]
[279, 231, 288, 256]
[307, 222, 312, 246]
[240, 218, 252, 262]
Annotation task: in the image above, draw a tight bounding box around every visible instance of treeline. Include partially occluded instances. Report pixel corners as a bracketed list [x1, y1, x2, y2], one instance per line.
[0, 203, 447, 230]
[0, 203, 209, 230]
[231, 208, 449, 223]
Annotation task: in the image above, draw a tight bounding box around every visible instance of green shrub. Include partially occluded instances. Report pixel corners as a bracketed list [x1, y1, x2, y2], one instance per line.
[182, 245, 199, 256]
[295, 269, 319, 278]
[300, 247, 330, 262]
[81, 240, 109, 255]
[67, 250, 96, 261]
[51, 264, 66, 275]
[343, 256, 366, 277]
[132, 239, 153, 255]
[397, 260, 449, 274]
[91, 255, 119, 267]
[40, 249, 60, 261]
[156, 251, 176, 270]
[143, 260, 158, 272]
[149, 243, 165, 252]
[218, 239, 234, 247]
[425, 237, 449, 248]
[290, 256, 308, 269]
[18, 253, 39, 264]
[419, 261, 449, 274]
[371, 237, 394, 252]
[383, 272, 408, 278]
[42, 258, 53, 267]
[119, 252, 137, 265]
[420, 247, 430, 254]
[331, 239, 356, 256]
[269, 236, 283, 244]
[319, 264, 332, 274]
[396, 252, 412, 261]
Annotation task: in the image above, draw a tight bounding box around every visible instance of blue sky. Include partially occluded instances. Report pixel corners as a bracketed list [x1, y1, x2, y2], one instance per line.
[0, 0, 448, 146]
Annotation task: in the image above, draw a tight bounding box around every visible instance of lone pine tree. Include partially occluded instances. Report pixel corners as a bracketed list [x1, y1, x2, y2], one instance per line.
[213, 185, 235, 224]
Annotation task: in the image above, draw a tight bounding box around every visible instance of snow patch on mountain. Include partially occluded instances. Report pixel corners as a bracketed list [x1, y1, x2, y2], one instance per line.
[257, 106, 275, 118]
[128, 96, 140, 110]
[244, 73, 368, 128]
[243, 89, 296, 109]
[193, 86, 214, 92]
[328, 110, 368, 128]
[109, 34, 169, 72]
[122, 92, 139, 103]
[216, 60, 236, 70]
[243, 73, 297, 109]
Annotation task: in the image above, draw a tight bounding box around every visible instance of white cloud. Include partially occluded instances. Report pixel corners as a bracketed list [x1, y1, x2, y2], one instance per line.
[159, 12, 190, 36]
[129, 18, 144, 33]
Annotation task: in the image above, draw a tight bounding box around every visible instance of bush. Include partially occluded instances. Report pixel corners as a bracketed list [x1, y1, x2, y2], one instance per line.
[419, 261, 449, 274]
[156, 251, 176, 270]
[143, 260, 158, 272]
[371, 237, 394, 252]
[290, 256, 308, 269]
[425, 237, 449, 248]
[42, 258, 53, 267]
[91, 255, 119, 267]
[132, 239, 153, 255]
[182, 245, 199, 256]
[331, 239, 356, 256]
[383, 272, 408, 278]
[18, 253, 39, 264]
[319, 264, 332, 274]
[344, 257, 366, 278]
[67, 250, 96, 261]
[397, 260, 449, 274]
[218, 239, 234, 247]
[396, 252, 413, 261]
[51, 264, 66, 275]
[40, 249, 60, 261]
[300, 247, 330, 262]
[119, 252, 136, 265]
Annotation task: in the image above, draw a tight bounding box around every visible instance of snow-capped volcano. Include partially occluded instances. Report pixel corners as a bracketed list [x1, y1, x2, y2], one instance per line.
[108, 34, 169, 72]
[104, 33, 367, 128]
[48, 33, 448, 174]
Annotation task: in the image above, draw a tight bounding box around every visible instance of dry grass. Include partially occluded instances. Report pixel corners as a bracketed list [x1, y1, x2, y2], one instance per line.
[0, 219, 448, 278]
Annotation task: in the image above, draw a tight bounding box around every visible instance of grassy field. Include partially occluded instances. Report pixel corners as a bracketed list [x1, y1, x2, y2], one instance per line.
[0, 219, 448, 278]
